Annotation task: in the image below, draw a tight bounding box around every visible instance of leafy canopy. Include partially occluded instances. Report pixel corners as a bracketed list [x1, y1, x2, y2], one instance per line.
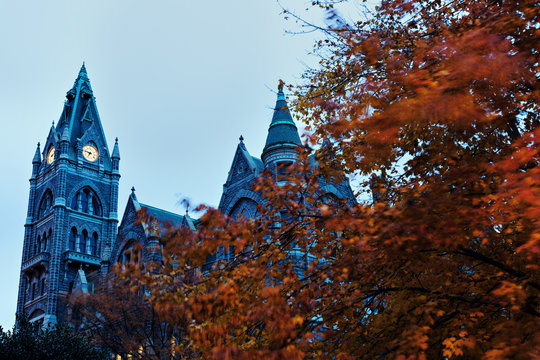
[120, 0, 539, 358]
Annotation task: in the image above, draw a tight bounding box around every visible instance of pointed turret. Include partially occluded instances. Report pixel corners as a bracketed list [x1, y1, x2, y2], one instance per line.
[112, 138, 120, 171]
[61, 125, 70, 142]
[112, 137, 120, 159]
[32, 143, 41, 164]
[261, 81, 301, 167]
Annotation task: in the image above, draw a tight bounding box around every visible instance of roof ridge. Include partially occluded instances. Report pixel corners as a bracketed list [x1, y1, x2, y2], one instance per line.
[139, 203, 183, 217]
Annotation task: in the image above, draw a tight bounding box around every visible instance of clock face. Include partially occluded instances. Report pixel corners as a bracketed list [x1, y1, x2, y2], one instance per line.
[82, 144, 99, 162]
[46, 147, 55, 164]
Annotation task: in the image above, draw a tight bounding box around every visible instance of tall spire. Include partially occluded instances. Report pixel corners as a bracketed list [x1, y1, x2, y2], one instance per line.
[77, 62, 88, 81]
[261, 80, 301, 167]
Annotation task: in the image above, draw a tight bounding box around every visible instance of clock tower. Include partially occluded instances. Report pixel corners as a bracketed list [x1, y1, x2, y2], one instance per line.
[16, 64, 120, 325]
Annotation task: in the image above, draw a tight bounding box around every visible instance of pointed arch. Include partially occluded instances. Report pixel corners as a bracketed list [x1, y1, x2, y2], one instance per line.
[229, 197, 259, 219]
[69, 185, 103, 216]
[37, 189, 54, 219]
[222, 189, 263, 217]
[67, 181, 107, 215]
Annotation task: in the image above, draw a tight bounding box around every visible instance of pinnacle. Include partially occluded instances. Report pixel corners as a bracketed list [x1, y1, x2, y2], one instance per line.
[76, 61, 89, 81]
[33, 142, 41, 163]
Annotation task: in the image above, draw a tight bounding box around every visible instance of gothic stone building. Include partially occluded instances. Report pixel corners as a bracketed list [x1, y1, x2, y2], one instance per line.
[17, 65, 355, 326]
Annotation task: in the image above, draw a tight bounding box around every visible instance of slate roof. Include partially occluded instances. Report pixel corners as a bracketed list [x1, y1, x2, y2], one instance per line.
[52, 63, 112, 170]
[263, 84, 301, 151]
[138, 203, 184, 225]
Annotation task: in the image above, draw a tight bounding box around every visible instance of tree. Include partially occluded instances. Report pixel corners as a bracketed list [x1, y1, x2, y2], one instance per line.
[125, 0, 539, 358]
[70, 266, 196, 360]
[0, 316, 107, 360]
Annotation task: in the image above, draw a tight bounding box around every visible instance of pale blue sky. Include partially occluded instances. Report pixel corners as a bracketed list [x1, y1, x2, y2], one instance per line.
[0, 0, 328, 329]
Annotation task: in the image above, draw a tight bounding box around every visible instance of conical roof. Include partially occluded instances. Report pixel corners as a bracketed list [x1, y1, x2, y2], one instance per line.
[263, 81, 301, 151]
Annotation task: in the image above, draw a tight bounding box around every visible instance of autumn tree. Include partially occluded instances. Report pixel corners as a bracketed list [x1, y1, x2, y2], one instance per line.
[70, 265, 196, 360]
[123, 0, 538, 359]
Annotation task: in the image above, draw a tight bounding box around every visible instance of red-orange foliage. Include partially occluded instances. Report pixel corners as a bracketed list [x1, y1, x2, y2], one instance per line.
[123, 0, 539, 358]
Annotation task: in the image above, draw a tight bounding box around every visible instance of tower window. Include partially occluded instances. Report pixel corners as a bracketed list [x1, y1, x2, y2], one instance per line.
[69, 227, 77, 251]
[47, 229, 52, 250]
[71, 187, 102, 216]
[276, 161, 293, 182]
[80, 230, 88, 254]
[37, 190, 53, 219]
[89, 232, 98, 256]
[81, 190, 89, 213]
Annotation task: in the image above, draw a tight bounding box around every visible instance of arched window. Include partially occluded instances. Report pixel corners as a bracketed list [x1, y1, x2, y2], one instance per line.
[89, 232, 98, 256]
[47, 229, 52, 250]
[80, 230, 88, 254]
[81, 190, 89, 213]
[69, 227, 77, 251]
[37, 190, 53, 219]
[71, 187, 102, 216]
[118, 240, 142, 266]
[92, 194, 102, 216]
[276, 161, 293, 182]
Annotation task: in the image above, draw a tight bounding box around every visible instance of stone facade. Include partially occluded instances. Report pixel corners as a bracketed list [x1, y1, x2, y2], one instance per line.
[17, 64, 120, 326]
[16, 66, 355, 325]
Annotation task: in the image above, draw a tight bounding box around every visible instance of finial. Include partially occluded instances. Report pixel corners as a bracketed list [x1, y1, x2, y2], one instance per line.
[52, 120, 55, 127]
[131, 186, 136, 194]
[239, 135, 244, 143]
[77, 62, 88, 80]
[277, 80, 286, 102]
[37, 142, 40, 147]
[115, 137, 118, 143]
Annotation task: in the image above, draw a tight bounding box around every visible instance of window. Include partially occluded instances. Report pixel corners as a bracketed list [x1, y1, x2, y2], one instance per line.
[119, 240, 142, 266]
[81, 190, 89, 213]
[47, 229, 52, 250]
[40, 278, 46, 296]
[71, 187, 102, 216]
[31, 282, 36, 300]
[69, 227, 77, 251]
[80, 230, 88, 254]
[37, 190, 53, 219]
[276, 161, 293, 182]
[89, 232, 98, 256]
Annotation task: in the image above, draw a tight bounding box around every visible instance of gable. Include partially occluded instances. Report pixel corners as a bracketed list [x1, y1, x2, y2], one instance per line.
[225, 143, 261, 187]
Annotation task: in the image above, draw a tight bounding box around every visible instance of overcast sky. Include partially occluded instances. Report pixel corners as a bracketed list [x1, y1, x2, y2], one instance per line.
[0, 0, 331, 329]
